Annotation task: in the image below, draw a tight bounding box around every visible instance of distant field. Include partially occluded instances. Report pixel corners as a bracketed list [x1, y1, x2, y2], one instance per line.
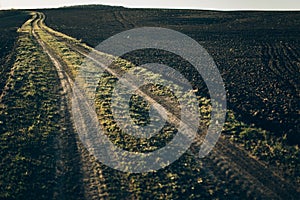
[43, 6, 300, 144]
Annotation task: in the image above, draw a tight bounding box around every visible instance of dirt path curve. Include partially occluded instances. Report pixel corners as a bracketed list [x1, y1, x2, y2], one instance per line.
[32, 12, 299, 199]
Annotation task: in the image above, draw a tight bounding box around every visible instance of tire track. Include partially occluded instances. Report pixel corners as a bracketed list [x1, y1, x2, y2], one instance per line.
[263, 42, 298, 93]
[279, 42, 300, 90]
[113, 10, 135, 29]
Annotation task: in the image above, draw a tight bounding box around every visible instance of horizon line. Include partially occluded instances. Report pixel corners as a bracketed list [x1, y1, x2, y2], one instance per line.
[1, 3, 300, 11]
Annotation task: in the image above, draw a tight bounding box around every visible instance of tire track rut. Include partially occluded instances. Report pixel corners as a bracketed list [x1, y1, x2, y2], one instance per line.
[113, 10, 135, 29]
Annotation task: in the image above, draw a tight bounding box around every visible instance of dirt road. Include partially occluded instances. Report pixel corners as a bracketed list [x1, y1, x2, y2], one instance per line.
[30, 12, 299, 199]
